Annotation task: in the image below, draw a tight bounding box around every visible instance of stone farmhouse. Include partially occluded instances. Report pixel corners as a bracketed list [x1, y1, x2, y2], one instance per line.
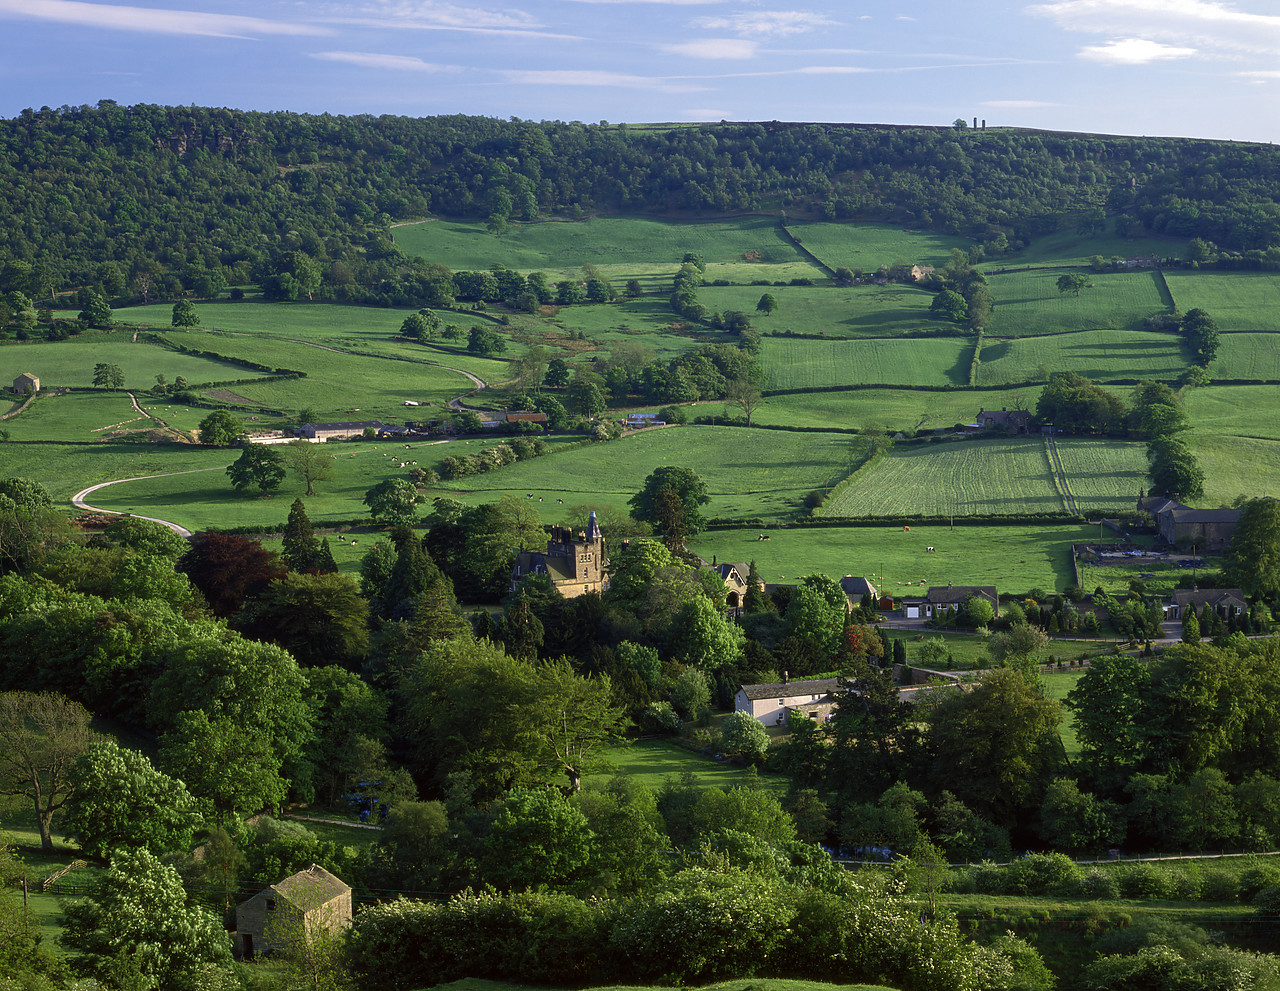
[1138, 496, 1240, 551]
[839, 575, 880, 608]
[735, 676, 841, 726]
[975, 407, 1031, 434]
[900, 585, 999, 620]
[11, 372, 39, 394]
[235, 864, 352, 959]
[1162, 587, 1247, 621]
[510, 511, 607, 598]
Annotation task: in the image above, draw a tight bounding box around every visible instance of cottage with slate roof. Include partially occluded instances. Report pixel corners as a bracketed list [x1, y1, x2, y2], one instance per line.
[900, 585, 999, 620]
[510, 511, 606, 598]
[1162, 587, 1247, 621]
[735, 676, 841, 726]
[235, 864, 351, 958]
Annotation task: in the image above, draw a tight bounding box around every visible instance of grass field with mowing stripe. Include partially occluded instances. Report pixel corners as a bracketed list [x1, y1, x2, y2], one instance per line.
[822, 437, 1062, 517]
[1053, 438, 1150, 514]
[1185, 384, 1280, 440]
[691, 523, 1108, 593]
[0, 331, 248, 389]
[1188, 433, 1280, 505]
[1163, 270, 1280, 333]
[763, 336, 972, 390]
[985, 269, 1168, 336]
[976, 330, 1186, 386]
[700, 283, 937, 339]
[442, 425, 852, 523]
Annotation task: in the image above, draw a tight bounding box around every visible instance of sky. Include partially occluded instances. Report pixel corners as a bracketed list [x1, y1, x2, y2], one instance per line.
[0, 0, 1278, 143]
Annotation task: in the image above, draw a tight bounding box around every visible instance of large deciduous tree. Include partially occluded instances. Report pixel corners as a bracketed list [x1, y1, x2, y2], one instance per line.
[235, 572, 370, 668]
[1055, 273, 1087, 296]
[171, 298, 200, 327]
[196, 409, 244, 446]
[1147, 436, 1204, 502]
[91, 362, 124, 388]
[629, 466, 711, 536]
[227, 443, 286, 496]
[364, 478, 422, 526]
[1224, 497, 1280, 599]
[282, 440, 335, 497]
[178, 531, 286, 617]
[61, 847, 231, 989]
[0, 692, 98, 850]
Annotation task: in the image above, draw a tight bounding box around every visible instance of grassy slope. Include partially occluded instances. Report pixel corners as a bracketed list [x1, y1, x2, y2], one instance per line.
[975, 329, 1187, 386]
[753, 387, 1022, 433]
[690, 524, 1105, 593]
[1163, 270, 1280, 333]
[0, 330, 248, 389]
[785, 220, 969, 271]
[763, 336, 972, 390]
[701, 283, 936, 340]
[985, 269, 1168, 336]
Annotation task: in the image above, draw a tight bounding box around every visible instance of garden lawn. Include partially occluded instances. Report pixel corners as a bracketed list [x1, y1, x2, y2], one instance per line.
[690, 523, 1106, 594]
[763, 336, 972, 390]
[751, 387, 1019, 433]
[700, 283, 937, 339]
[1211, 332, 1280, 381]
[783, 221, 969, 272]
[0, 331, 246, 389]
[1163, 270, 1280, 333]
[984, 269, 1168, 336]
[595, 739, 787, 794]
[1053, 438, 1151, 515]
[975, 329, 1187, 386]
[822, 437, 1063, 517]
[441, 425, 853, 523]
[393, 215, 819, 283]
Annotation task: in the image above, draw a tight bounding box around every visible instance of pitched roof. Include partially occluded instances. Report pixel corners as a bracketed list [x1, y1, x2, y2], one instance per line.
[300, 421, 386, 431]
[840, 576, 879, 600]
[925, 585, 997, 606]
[272, 864, 350, 912]
[1166, 508, 1241, 524]
[1171, 588, 1246, 610]
[739, 677, 840, 701]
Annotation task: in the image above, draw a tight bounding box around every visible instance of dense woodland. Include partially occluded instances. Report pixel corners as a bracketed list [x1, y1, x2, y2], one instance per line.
[6, 104, 1280, 991]
[3, 103, 1280, 311]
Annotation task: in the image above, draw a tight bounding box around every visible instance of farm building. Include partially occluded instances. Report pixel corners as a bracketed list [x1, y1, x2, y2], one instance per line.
[235, 864, 351, 958]
[839, 576, 880, 607]
[296, 420, 386, 441]
[1138, 496, 1240, 551]
[510, 511, 607, 598]
[900, 585, 999, 620]
[11, 372, 39, 394]
[1162, 588, 1247, 621]
[735, 676, 841, 727]
[975, 407, 1031, 434]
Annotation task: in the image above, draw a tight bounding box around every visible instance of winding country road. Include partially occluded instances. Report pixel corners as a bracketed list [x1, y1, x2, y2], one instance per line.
[66, 362, 486, 537]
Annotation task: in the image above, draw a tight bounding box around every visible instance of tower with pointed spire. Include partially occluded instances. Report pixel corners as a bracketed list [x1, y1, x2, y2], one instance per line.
[510, 510, 608, 597]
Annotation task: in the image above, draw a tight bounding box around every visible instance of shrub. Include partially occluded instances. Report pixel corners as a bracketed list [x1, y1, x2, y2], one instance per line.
[1005, 853, 1080, 896]
[1167, 869, 1201, 901]
[1238, 862, 1280, 902]
[1253, 885, 1280, 919]
[1117, 862, 1172, 900]
[1200, 868, 1239, 902]
[1077, 868, 1120, 900]
[968, 860, 1007, 895]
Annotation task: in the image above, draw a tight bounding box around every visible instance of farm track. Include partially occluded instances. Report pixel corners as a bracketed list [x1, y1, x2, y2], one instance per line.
[1045, 434, 1079, 515]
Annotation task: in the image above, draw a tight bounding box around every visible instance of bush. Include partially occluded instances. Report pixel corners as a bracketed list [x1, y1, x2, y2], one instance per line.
[1253, 885, 1280, 919]
[1167, 869, 1201, 901]
[1200, 868, 1239, 902]
[1238, 862, 1280, 902]
[1117, 862, 1172, 900]
[968, 861, 1007, 895]
[1076, 868, 1120, 900]
[1005, 853, 1080, 896]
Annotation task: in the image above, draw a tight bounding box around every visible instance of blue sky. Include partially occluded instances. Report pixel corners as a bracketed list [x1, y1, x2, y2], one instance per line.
[0, 0, 1278, 142]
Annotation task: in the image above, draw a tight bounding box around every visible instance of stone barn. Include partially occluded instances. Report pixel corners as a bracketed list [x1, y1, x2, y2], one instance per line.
[12, 372, 39, 394]
[235, 864, 352, 958]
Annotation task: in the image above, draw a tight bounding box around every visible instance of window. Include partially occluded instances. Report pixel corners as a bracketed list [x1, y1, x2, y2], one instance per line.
[266, 899, 275, 911]
[779, 698, 786, 705]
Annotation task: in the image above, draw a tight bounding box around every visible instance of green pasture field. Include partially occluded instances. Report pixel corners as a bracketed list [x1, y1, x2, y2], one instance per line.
[81, 436, 551, 531]
[527, 295, 734, 362]
[984, 269, 1168, 336]
[762, 336, 972, 390]
[117, 299, 412, 346]
[690, 523, 1109, 593]
[822, 437, 1063, 517]
[975, 329, 1186, 386]
[596, 738, 788, 794]
[994, 221, 1184, 268]
[700, 283, 936, 339]
[751, 387, 1024, 433]
[783, 220, 969, 272]
[0, 390, 144, 442]
[1053, 438, 1150, 514]
[0, 331, 245, 389]
[1163, 270, 1280, 333]
[439, 426, 851, 523]
[1, 443, 232, 505]
[1185, 384, 1280, 441]
[1187, 433, 1280, 505]
[393, 215, 820, 282]
[1210, 332, 1280, 381]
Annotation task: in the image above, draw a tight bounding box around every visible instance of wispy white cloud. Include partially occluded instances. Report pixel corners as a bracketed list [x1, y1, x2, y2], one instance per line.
[982, 99, 1061, 107]
[562, 0, 724, 4]
[795, 65, 871, 74]
[692, 11, 834, 37]
[660, 37, 758, 58]
[1029, 0, 1280, 57]
[310, 51, 458, 71]
[319, 1, 578, 37]
[1239, 69, 1280, 77]
[0, 0, 329, 37]
[500, 69, 706, 92]
[1080, 38, 1196, 63]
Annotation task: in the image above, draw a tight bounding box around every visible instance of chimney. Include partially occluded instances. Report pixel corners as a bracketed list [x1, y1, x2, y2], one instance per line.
[982, 119, 986, 129]
[973, 117, 977, 129]
[782, 669, 789, 684]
